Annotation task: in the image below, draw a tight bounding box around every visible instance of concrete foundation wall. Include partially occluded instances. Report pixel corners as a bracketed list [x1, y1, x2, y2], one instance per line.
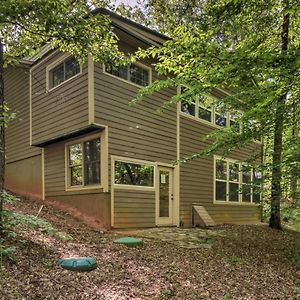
[47, 193, 111, 229]
[5, 155, 43, 199]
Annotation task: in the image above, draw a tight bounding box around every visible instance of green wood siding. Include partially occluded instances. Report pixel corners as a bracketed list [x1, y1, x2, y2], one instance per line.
[180, 115, 260, 226]
[31, 51, 89, 145]
[4, 65, 41, 162]
[113, 190, 155, 228]
[93, 40, 177, 228]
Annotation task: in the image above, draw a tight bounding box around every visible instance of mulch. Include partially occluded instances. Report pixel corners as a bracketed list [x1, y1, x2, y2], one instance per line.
[1, 198, 300, 300]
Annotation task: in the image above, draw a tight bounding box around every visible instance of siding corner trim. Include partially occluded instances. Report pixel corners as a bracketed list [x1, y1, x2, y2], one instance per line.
[88, 54, 95, 124]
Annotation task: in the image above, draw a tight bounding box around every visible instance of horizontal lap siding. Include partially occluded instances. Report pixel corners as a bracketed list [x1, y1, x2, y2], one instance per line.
[44, 143, 65, 196]
[44, 141, 104, 196]
[31, 51, 89, 145]
[44, 135, 110, 227]
[94, 64, 177, 163]
[114, 189, 155, 228]
[4, 66, 41, 162]
[93, 48, 177, 228]
[180, 115, 260, 227]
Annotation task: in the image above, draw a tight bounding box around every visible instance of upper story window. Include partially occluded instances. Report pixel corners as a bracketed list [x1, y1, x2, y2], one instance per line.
[181, 97, 240, 129]
[49, 56, 81, 89]
[105, 62, 151, 87]
[180, 88, 241, 129]
[66, 136, 101, 188]
[214, 156, 262, 204]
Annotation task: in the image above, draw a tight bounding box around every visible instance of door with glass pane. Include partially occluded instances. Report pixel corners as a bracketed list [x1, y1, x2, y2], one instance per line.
[156, 167, 173, 225]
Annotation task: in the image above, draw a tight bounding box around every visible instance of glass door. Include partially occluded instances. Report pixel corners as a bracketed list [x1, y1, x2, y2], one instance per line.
[156, 167, 173, 225]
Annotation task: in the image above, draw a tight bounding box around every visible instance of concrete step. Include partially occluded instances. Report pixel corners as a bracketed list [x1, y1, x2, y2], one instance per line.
[192, 205, 216, 227]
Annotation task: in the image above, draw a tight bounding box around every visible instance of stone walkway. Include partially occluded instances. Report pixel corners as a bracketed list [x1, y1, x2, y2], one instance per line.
[115, 227, 227, 249]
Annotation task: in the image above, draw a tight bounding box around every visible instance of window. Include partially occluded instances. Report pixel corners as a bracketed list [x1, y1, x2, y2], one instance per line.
[252, 169, 262, 203]
[180, 88, 240, 129]
[49, 56, 80, 89]
[181, 101, 196, 116]
[241, 165, 252, 202]
[198, 105, 212, 122]
[215, 110, 227, 127]
[228, 162, 239, 202]
[114, 160, 154, 187]
[215, 160, 227, 201]
[181, 94, 214, 122]
[67, 138, 101, 188]
[105, 62, 150, 87]
[214, 157, 261, 204]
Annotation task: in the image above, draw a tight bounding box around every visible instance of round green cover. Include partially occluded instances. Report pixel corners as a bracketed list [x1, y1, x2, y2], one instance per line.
[58, 257, 97, 271]
[113, 237, 143, 247]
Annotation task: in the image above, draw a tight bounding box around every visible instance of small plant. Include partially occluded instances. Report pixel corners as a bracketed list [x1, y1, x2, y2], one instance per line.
[193, 290, 209, 299]
[0, 244, 16, 257]
[291, 239, 300, 269]
[0, 191, 72, 260]
[220, 295, 233, 300]
[3, 210, 56, 235]
[1, 191, 63, 237]
[202, 236, 217, 245]
[158, 289, 175, 300]
[0, 239, 17, 268]
[292, 280, 300, 294]
[56, 231, 73, 241]
[226, 255, 242, 264]
[1, 190, 20, 204]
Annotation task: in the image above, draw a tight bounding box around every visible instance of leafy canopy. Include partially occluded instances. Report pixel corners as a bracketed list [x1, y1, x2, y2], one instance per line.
[0, 0, 123, 65]
[135, 0, 300, 159]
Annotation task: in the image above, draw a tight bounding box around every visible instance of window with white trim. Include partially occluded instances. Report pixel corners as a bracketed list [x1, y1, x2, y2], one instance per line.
[241, 165, 252, 202]
[114, 160, 154, 187]
[49, 56, 80, 89]
[180, 88, 241, 129]
[67, 138, 101, 187]
[215, 109, 227, 127]
[105, 62, 150, 87]
[214, 157, 261, 203]
[252, 169, 262, 203]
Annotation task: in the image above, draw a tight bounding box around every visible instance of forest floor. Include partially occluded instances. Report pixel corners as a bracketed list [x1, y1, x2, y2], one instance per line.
[1, 198, 300, 300]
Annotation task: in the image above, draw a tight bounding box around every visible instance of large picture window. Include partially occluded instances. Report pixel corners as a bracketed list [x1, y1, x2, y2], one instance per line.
[105, 62, 151, 87]
[214, 157, 261, 204]
[49, 56, 80, 89]
[67, 138, 101, 188]
[114, 160, 154, 187]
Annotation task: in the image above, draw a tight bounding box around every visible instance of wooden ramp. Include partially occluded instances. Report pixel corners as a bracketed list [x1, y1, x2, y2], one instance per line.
[192, 205, 216, 227]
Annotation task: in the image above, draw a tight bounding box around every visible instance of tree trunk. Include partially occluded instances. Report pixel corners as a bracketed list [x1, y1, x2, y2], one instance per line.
[290, 127, 299, 204]
[269, 95, 284, 229]
[269, 0, 290, 229]
[0, 40, 5, 233]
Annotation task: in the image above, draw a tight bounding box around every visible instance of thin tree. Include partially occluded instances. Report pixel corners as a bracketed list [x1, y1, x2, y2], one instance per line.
[0, 41, 4, 231]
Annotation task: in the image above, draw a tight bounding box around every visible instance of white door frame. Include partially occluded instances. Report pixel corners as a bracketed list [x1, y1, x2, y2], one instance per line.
[155, 166, 174, 226]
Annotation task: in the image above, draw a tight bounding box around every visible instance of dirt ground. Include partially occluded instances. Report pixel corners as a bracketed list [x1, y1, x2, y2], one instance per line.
[1, 198, 300, 300]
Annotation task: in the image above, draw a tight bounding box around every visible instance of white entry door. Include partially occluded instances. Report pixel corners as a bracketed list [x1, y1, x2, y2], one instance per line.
[156, 166, 174, 226]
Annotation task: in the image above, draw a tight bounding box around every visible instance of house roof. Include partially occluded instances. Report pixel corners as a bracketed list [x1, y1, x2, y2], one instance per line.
[26, 8, 168, 66]
[94, 8, 168, 43]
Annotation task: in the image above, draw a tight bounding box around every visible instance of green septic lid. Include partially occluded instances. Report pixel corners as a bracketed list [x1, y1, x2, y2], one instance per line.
[113, 237, 143, 247]
[58, 257, 97, 271]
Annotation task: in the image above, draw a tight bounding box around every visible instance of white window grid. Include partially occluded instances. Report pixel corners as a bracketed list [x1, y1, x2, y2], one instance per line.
[214, 157, 261, 204]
